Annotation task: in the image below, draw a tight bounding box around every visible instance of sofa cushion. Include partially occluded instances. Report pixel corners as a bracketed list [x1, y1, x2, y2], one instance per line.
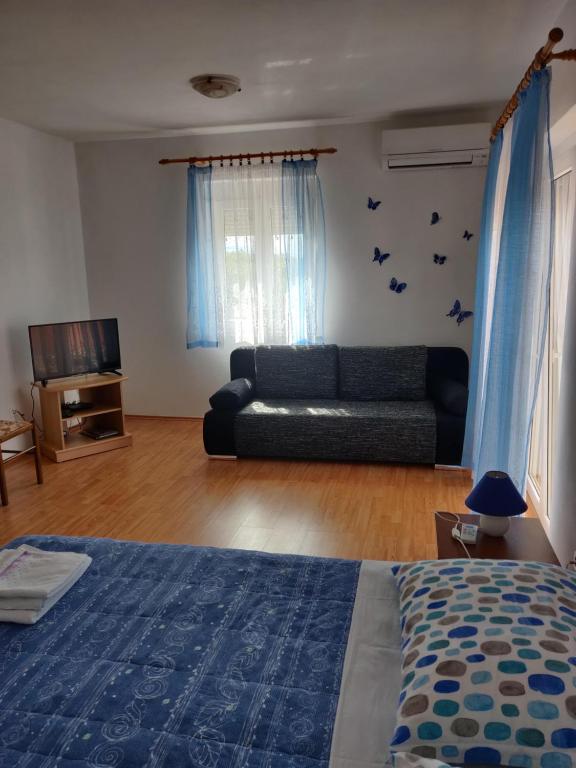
[339, 346, 427, 401]
[255, 345, 338, 399]
[234, 399, 436, 463]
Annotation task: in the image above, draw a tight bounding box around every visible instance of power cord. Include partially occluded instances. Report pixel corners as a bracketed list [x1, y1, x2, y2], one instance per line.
[434, 511, 472, 559]
[30, 384, 36, 423]
[29, 384, 44, 437]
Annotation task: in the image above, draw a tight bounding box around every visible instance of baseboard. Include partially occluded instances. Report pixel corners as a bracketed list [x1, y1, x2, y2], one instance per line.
[434, 464, 470, 473]
[1, 449, 35, 467]
[125, 414, 203, 422]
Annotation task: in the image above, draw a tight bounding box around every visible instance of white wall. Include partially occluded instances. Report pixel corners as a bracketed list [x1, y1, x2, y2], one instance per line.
[76, 121, 487, 417]
[550, 0, 576, 127]
[0, 117, 89, 430]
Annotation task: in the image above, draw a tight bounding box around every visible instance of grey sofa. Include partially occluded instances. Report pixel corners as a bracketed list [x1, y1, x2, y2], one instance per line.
[203, 345, 469, 465]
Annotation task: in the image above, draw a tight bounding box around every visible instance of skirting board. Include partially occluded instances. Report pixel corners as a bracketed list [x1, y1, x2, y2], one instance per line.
[126, 415, 203, 421]
[434, 464, 470, 473]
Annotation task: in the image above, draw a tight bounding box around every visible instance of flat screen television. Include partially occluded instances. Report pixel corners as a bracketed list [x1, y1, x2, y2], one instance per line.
[29, 319, 121, 384]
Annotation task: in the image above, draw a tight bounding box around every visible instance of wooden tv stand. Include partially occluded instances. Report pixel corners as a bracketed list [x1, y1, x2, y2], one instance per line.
[35, 374, 132, 462]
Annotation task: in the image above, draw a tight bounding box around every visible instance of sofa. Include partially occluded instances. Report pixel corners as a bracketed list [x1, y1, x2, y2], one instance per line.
[203, 345, 469, 465]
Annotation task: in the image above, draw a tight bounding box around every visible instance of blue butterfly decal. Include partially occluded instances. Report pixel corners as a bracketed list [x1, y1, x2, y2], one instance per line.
[368, 197, 381, 210]
[433, 254, 447, 265]
[431, 212, 441, 225]
[373, 247, 391, 265]
[447, 299, 473, 325]
[463, 230, 474, 241]
[446, 299, 461, 317]
[390, 277, 407, 293]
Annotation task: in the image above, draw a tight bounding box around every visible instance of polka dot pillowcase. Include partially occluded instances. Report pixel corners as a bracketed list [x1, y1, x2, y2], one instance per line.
[391, 559, 576, 768]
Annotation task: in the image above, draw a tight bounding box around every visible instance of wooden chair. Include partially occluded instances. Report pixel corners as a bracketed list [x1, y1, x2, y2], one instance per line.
[0, 420, 43, 506]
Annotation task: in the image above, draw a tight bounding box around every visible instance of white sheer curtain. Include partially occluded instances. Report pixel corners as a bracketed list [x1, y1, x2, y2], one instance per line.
[186, 159, 326, 348]
[211, 163, 290, 346]
[550, 168, 576, 566]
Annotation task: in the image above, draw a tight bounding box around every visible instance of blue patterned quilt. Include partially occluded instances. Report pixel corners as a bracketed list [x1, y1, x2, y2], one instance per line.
[0, 536, 360, 768]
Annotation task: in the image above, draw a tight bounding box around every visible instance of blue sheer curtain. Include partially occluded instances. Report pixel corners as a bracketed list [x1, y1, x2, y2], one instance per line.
[281, 159, 326, 344]
[186, 164, 219, 348]
[463, 68, 554, 491]
[462, 134, 503, 468]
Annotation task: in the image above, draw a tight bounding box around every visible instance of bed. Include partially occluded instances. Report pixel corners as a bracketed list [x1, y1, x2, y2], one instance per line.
[4, 538, 574, 768]
[0, 536, 401, 768]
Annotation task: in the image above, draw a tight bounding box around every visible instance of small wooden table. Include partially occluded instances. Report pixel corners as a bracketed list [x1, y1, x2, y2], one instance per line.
[0, 420, 43, 506]
[435, 512, 559, 565]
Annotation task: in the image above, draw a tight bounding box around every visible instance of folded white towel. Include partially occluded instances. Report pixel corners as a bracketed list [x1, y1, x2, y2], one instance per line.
[0, 545, 91, 624]
[0, 566, 88, 611]
[0, 545, 91, 600]
[0, 586, 79, 624]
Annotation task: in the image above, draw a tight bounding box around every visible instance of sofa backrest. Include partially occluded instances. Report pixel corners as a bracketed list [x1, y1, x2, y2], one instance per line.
[253, 345, 339, 399]
[339, 345, 427, 401]
[230, 345, 469, 399]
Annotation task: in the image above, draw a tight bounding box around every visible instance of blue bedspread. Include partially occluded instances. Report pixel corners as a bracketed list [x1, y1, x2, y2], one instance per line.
[0, 536, 360, 767]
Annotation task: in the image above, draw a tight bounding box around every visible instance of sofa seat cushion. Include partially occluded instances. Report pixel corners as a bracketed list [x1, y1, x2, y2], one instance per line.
[255, 345, 338, 399]
[234, 399, 436, 463]
[339, 346, 427, 401]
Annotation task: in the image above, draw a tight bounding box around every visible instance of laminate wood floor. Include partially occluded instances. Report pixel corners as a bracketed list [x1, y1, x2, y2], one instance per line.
[0, 417, 534, 561]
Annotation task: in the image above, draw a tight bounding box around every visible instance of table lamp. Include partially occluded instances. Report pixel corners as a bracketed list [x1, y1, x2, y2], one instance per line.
[465, 470, 528, 537]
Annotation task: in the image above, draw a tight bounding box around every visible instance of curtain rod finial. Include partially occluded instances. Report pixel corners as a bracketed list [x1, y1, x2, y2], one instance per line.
[549, 27, 564, 44]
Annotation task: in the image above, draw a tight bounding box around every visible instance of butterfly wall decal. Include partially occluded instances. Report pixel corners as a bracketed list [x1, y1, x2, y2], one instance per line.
[390, 277, 407, 293]
[373, 247, 391, 265]
[433, 254, 447, 265]
[368, 197, 381, 210]
[446, 299, 474, 325]
[463, 230, 474, 241]
[431, 212, 441, 225]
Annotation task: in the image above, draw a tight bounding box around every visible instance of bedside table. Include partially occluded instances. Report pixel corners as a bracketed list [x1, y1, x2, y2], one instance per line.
[435, 513, 560, 565]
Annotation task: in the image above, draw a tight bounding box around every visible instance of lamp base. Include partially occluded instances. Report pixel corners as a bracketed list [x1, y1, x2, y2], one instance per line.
[478, 514, 510, 537]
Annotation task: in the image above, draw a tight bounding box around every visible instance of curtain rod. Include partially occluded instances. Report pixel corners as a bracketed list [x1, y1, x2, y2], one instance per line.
[158, 147, 337, 166]
[491, 27, 576, 142]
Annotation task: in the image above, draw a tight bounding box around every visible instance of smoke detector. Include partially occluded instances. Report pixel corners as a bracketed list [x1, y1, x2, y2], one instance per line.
[190, 74, 241, 99]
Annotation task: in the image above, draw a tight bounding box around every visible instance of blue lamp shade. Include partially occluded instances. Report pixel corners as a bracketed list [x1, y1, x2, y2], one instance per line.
[465, 471, 528, 517]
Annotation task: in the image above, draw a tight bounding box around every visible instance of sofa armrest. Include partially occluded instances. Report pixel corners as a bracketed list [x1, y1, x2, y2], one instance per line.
[430, 376, 468, 417]
[209, 377, 254, 411]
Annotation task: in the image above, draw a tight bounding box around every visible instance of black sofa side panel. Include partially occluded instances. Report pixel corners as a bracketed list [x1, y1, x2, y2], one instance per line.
[203, 409, 237, 456]
[427, 347, 469, 465]
[434, 407, 466, 465]
[426, 347, 469, 388]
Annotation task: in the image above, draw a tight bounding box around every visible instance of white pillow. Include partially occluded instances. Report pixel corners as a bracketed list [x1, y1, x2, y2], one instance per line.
[391, 559, 576, 768]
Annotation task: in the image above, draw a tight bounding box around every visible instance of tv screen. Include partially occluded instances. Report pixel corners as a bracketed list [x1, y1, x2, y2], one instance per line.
[29, 319, 121, 383]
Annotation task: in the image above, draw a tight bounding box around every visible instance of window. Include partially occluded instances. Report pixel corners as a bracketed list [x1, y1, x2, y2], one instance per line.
[186, 160, 326, 349]
[528, 169, 574, 522]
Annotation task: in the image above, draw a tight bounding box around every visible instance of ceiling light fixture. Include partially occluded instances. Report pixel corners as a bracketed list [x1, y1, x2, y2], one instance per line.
[190, 74, 241, 99]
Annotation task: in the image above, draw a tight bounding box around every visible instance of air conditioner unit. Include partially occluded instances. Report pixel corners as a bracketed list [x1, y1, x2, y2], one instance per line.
[382, 124, 490, 171]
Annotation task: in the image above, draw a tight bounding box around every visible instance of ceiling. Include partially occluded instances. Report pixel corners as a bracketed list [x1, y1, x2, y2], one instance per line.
[0, 0, 569, 141]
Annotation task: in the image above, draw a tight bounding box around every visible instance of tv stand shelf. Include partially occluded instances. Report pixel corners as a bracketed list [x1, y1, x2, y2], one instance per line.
[60, 405, 122, 422]
[34, 374, 132, 463]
